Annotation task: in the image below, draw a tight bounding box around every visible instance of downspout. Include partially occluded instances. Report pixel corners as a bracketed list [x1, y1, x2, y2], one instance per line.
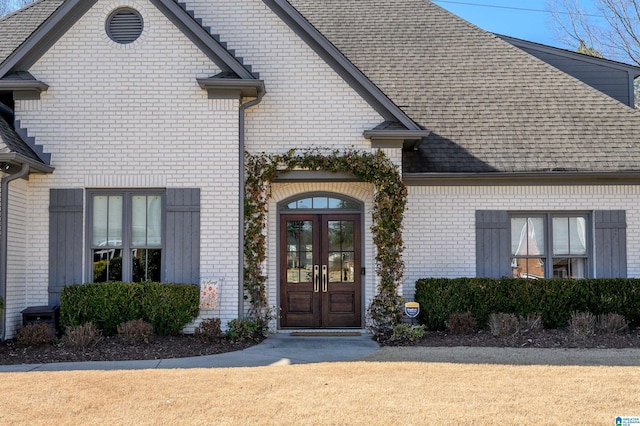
[0, 163, 30, 340]
[238, 90, 266, 318]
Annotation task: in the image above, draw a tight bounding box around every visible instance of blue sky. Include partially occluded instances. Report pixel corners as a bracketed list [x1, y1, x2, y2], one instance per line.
[432, 0, 595, 49]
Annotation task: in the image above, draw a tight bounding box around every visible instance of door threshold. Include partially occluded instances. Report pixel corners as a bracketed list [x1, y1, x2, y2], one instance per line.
[283, 330, 366, 337]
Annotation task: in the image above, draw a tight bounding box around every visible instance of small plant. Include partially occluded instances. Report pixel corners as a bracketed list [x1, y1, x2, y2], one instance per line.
[16, 323, 55, 346]
[518, 313, 543, 333]
[488, 313, 519, 337]
[568, 311, 596, 337]
[390, 324, 426, 343]
[225, 318, 259, 342]
[596, 313, 629, 335]
[445, 312, 477, 335]
[61, 322, 103, 350]
[117, 319, 153, 345]
[195, 318, 223, 342]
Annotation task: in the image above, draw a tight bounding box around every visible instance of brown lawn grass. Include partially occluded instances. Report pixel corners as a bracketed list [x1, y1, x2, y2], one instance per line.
[1, 362, 638, 425]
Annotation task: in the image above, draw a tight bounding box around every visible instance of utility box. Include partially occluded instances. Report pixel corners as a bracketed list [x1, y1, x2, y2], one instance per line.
[21, 305, 60, 332]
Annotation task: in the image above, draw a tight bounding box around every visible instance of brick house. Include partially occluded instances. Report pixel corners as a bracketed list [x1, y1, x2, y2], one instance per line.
[1, 0, 640, 338]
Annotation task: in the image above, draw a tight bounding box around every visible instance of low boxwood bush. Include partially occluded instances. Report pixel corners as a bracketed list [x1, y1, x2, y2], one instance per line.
[60, 282, 199, 335]
[415, 277, 640, 330]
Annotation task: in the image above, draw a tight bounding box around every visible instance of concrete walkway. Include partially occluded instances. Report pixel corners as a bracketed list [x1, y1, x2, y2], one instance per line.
[0, 333, 380, 373]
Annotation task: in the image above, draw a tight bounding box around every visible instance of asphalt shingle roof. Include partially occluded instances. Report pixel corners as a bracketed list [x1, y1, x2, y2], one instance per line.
[288, 0, 640, 174]
[0, 114, 42, 162]
[0, 0, 65, 65]
[4, 0, 640, 174]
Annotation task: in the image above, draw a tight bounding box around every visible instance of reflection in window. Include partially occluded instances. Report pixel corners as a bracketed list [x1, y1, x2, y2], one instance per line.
[91, 192, 162, 282]
[286, 221, 313, 283]
[510, 214, 588, 279]
[284, 195, 359, 210]
[328, 220, 355, 283]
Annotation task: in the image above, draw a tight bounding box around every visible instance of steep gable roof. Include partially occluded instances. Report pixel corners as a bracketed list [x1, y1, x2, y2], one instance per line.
[0, 0, 65, 66]
[287, 0, 640, 176]
[0, 0, 259, 80]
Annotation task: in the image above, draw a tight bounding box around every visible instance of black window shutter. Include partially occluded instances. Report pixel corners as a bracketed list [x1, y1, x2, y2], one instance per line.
[475, 210, 511, 278]
[49, 189, 83, 304]
[165, 188, 200, 284]
[594, 210, 627, 278]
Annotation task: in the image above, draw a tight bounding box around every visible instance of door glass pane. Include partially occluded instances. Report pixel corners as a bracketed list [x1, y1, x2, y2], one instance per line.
[286, 220, 313, 284]
[328, 252, 342, 283]
[299, 252, 313, 283]
[328, 221, 341, 252]
[328, 220, 355, 283]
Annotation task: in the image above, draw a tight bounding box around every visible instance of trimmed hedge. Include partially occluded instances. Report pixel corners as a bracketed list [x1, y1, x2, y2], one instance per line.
[414, 278, 640, 330]
[60, 282, 199, 335]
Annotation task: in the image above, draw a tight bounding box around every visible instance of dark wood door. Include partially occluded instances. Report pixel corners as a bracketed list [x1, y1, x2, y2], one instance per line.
[280, 214, 361, 328]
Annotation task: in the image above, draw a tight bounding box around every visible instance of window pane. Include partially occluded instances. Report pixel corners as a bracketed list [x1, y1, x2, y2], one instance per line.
[92, 195, 122, 247]
[511, 217, 544, 256]
[107, 196, 123, 247]
[92, 196, 108, 246]
[132, 195, 162, 246]
[570, 217, 587, 255]
[553, 217, 587, 255]
[312, 197, 329, 209]
[132, 249, 161, 282]
[131, 196, 147, 246]
[93, 248, 123, 282]
[553, 257, 586, 279]
[511, 257, 545, 279]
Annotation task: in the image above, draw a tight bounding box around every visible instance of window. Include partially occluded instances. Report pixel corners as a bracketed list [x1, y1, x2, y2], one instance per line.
[510, 213, 588, 279]
[89, 191, 163, 282]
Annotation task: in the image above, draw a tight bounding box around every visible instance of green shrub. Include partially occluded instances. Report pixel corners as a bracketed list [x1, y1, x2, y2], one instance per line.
[117, 319, 154, 345]
[16, 323, 55, 346]
[139, 282, 199, 335]
[415, 277, 640, 330]
[195, 318, 223, 342]
[390, 324, 426, 343]
[61, 322, 103, 350]
[225, 318, 260, 342]
[60, 282, 199, 336]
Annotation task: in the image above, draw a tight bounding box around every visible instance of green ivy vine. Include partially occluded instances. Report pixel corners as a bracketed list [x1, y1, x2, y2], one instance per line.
[244, 148, 407, 331]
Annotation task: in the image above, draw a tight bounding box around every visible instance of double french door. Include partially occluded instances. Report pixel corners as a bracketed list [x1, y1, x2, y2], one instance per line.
[280, 214, 361, 328]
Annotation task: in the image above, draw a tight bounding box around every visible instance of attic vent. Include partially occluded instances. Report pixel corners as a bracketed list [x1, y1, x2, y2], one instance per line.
[106, 8, 143, 44]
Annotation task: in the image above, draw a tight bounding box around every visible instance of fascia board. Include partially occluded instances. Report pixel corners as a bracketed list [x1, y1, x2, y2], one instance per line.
[150, 0, 256, 80]
[197, 78, 266, 98]
[403, 171, 640, 186]
[263, 0, 422, 131]
[498, 34, 640, 76]
[0, 153, 54, 173]
[0, 0, 98, 77]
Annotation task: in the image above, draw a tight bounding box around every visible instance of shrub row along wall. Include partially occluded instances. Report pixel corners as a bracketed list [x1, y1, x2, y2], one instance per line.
[60, 282, 199, 335]
[414, 278, 640, 330]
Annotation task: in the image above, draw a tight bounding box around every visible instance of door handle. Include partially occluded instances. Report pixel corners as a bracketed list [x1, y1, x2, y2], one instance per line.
[313, 265, 319, 293]
[322, 265, 328, 293]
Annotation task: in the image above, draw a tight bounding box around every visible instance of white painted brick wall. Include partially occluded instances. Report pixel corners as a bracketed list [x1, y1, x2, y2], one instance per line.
[403, 185, 640, 301]
[4, 179, 28, 338]
[16, 0, 241, 326]
[183, 0, 384, 153]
